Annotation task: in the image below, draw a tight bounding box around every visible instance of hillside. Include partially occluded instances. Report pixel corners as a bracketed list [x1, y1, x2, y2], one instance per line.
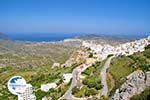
[76, 34, 126, 46]
[0, 36, 149, 100]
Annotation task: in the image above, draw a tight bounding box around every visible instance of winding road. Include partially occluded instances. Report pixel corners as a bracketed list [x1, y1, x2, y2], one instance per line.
[59, 66, 87, 100]
[59, 56, 115, 99]
[60, 68, 78, 100]
[100, 56, 114, 97]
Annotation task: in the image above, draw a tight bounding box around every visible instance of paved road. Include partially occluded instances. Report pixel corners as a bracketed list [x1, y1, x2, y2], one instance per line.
[61, 68, 78, 100]
[101, 56, 114, 97]
[59, 66, 87, 100]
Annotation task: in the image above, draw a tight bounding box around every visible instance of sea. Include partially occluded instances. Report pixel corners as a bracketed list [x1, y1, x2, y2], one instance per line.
[5, 33, 150, 42]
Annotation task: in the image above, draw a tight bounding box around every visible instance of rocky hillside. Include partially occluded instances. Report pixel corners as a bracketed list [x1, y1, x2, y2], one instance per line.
[112, 70, 150, 100]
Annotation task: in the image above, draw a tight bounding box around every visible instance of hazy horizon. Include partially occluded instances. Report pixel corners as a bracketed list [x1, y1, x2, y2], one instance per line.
[1, 32, 149, 42]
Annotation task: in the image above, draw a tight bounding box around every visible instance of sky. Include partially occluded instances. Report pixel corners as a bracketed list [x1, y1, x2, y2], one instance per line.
[0, 0, 150, 35]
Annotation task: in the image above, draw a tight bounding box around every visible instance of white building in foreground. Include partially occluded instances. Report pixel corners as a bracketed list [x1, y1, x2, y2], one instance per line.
[41, 83, 57, 92]
[62, 73, 73, 83]
[42, 96, 52, 100]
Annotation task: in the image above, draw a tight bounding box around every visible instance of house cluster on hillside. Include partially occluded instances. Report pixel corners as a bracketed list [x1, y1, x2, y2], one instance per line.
[82, 36, 150, 60]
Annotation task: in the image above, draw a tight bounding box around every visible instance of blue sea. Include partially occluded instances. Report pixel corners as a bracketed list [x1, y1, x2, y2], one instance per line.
[6, 33, 84, 42]
[5, 33, 150, 42]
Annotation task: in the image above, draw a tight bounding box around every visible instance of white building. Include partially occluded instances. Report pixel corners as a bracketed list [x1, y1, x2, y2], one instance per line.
[42, 96, 52, 100]
[52, 63, 60, 68]
[41, 83, 57, 92]
[62, 73, 73, 83]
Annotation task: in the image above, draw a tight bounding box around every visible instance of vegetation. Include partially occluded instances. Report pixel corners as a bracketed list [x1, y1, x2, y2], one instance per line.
[35, 83, 70, 100]
[0, 41, 150, 100]
[143, 49, 150, 58]
[0, 63, 78, 100]
[73, 86, 98, 97]
[109, 56, 134, 96]
[72, 61, 105, 98]
[82, 62, 103, 89]
[145, 44, 150, 50]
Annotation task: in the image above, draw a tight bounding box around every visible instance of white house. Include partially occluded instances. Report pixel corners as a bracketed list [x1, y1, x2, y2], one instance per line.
[62, 73, 73, 83]
[41, 83, 57, 92]
[52, 63, 60, 68]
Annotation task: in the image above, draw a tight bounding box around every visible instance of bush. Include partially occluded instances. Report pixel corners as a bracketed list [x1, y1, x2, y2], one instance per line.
[83, 78, 102, 90]
[90, 88, 97, 95]
[143, 49, 150, 58]
[82, 68, 91, 76]
[87, 80, 96, 88]
[82, 79, 88, 85]
[139, 64, 150, 71]
[95, 83, 102, 90]
[145, 44, 150, 50]
[85, 88, 97, 96]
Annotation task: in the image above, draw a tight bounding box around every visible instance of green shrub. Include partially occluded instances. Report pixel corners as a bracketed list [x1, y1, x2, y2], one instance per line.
[95, 83, 102, 90]
[145, 45, 150, 50]
[143, 49, 150, 58]
[139, 64, 150, 71]
[85, 88, 97, 96]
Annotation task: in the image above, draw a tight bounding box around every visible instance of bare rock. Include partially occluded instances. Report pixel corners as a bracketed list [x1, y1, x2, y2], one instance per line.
[111, 70, 150, 100]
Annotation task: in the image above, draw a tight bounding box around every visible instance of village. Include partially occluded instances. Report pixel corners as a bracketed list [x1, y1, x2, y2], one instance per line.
[82, 36, 150, 60]
[40, 36, 150, 100]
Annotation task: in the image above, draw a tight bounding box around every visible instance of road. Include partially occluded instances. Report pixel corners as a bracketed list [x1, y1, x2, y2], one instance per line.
[59, 65, 87, 100]
[59, 55, 115, 99]
[100, 56, 114, 97]
[61, 68, 78, 100]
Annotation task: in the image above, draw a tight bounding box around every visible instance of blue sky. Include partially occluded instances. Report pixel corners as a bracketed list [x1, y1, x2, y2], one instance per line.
[0, 0, 150, 34]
